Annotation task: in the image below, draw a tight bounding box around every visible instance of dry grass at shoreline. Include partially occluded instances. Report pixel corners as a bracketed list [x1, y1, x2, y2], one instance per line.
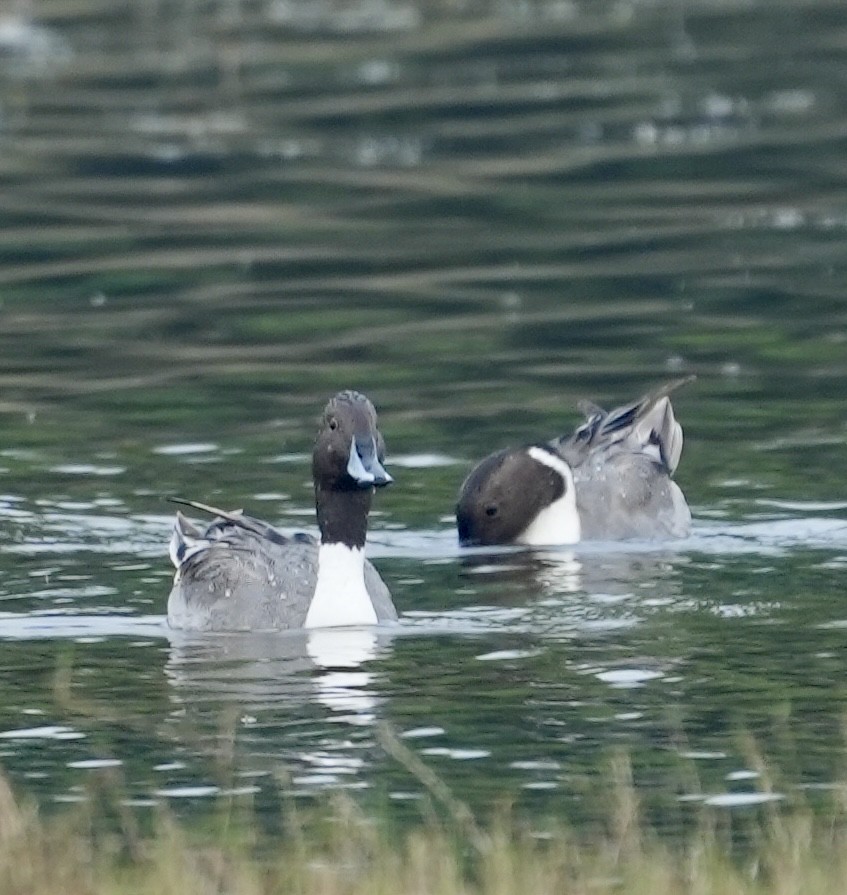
[2, 749, 847, 895]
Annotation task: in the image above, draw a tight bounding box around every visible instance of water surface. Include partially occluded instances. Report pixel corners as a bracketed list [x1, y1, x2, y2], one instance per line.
[1, 0, 847, 835]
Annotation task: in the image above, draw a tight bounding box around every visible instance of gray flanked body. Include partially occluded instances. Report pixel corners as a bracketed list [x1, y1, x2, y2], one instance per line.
[456, 378, 693, 546]
[167, 391, 397, 632]
[167, 514, 396, 631]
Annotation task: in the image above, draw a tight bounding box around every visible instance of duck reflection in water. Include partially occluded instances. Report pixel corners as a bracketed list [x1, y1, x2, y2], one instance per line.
[162, 626, 397, 793]
[165, 625, 395, 722]
[459, 545, 687, 622]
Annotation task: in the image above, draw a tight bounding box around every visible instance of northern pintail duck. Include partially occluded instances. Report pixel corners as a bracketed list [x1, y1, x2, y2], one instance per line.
[456, 378, 693, 547]
[167, 390, 397, 631]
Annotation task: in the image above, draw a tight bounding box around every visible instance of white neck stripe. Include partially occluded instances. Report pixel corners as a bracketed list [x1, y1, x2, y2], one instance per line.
[526, 445, 572, 479]
[518, 447, 581, 546]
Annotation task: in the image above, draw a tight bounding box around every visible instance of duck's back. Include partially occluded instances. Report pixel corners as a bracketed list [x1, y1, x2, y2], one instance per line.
[572, 452, 690, 540]
[559, 379, 693, 540]
[167, 516, 394, 631]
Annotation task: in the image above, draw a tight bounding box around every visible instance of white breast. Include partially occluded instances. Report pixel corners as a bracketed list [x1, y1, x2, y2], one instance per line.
[516, 447, 582, 546]
[305, 543, 378, 628]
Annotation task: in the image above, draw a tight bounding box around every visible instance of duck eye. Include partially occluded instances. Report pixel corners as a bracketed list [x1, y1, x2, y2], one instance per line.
[328, 417, 338, 431]
[485, 505, 498, 517]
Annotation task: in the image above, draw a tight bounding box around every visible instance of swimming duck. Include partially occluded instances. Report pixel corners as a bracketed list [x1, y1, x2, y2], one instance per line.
[167, 390, 397, 631]
[456, 378, 693, 547]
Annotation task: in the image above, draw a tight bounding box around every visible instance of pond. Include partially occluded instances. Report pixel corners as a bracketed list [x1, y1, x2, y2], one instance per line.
[0, 0, 847, 836]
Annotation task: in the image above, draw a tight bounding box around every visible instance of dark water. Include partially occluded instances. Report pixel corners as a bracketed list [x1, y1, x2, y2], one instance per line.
[1, 0, 847, 835]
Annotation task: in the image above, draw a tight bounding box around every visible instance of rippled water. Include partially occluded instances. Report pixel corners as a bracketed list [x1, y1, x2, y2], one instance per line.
[1, 0, 847, 836]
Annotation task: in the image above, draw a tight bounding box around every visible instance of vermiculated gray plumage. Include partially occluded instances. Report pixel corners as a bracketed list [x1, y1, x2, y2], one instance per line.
[558, 377, 692, 540]
[456, 378, 693, 546]
[167, 507, 395, 631]
[167, 391, 396, 631]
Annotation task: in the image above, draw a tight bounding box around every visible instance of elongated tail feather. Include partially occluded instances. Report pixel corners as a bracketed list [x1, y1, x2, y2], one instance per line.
[559, 375, 694, 474]
[167, 496, 290, 548]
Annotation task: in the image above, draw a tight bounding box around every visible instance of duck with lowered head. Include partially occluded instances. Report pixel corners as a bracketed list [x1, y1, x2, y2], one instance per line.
[456, 378, 694, 547]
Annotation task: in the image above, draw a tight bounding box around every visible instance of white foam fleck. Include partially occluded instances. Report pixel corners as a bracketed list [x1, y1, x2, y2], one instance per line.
[390, 453, 460, 468]
[476, 649, 541, 661]
[596, 669, 663, 687]
[402, 726, 445, 739]
[756, 498, 847, 512]
[420, 747, 490, 760]
[726, 770, 760, 782]
[703, 792, 784, 808]
[265, 452, 310, 464]
[0, 725, 85, 740]
[153, 443, 218, 456]
[49, 464, 125, 476]
[154, 785, 220, 798]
